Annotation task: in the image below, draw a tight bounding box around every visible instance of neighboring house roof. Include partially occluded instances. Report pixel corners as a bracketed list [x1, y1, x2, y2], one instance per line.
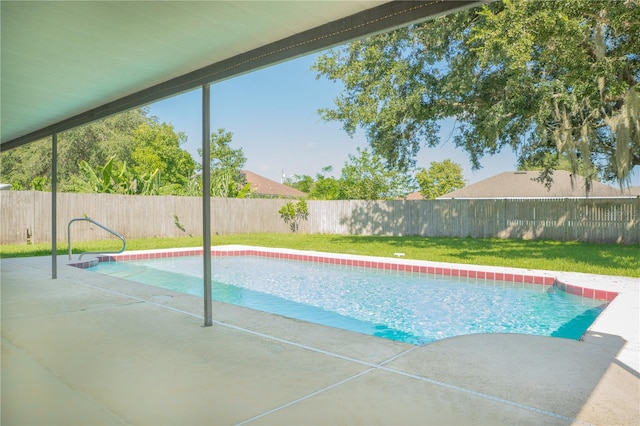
[405, 191, 425, 200]
[435, 171, 638, 199]
[243, 170, 306, 198]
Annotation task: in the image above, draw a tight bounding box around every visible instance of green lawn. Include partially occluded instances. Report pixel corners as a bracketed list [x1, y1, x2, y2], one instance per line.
[1, 233, 638, 278]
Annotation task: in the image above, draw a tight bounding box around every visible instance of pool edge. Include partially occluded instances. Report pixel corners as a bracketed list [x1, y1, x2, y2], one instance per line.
[69, 245, 618, 302]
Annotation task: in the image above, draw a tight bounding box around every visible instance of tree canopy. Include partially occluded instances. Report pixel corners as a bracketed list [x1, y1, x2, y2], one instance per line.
[198, 129, 249, 197]
[339, 148, 415, 199]
[285, 150, 416, 200]
[1, 108, 261, 198]
[1, 109, 149, 191]
[313, 0, 639, 188]
[130, 122, 195, 188]
[416, 160, 465, 199]
[286, 168, 345, 200]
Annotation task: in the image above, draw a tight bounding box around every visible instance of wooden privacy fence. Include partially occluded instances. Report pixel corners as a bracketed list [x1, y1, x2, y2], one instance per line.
[313, 198, 639, 243]
[1, 191, 638, 245]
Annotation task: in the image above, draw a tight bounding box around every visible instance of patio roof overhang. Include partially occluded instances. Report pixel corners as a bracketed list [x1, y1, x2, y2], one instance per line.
[1, 0, 486, 151]
[2, 0, 487, 326]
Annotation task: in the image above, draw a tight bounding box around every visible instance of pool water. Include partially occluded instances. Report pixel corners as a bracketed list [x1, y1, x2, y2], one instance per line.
[88, 255, 606, 345]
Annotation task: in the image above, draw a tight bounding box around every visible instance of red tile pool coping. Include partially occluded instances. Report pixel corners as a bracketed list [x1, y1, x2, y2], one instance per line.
[69, 247, 617, 302]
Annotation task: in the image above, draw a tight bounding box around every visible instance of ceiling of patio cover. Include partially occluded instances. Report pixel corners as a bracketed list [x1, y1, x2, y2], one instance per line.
[1, 0, 485, 150]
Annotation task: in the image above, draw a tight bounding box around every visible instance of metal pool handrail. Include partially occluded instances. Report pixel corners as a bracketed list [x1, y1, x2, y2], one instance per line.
[68, 217, 126, 260]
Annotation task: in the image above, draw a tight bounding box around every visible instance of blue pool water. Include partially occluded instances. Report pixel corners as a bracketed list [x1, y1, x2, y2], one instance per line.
[88, 255, 606, 344]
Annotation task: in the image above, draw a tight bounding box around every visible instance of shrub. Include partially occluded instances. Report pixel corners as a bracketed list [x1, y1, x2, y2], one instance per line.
[278, 200, 309, 233]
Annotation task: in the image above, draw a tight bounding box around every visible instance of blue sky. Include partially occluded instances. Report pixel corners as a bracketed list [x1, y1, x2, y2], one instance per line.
[148, 52, 639, 187]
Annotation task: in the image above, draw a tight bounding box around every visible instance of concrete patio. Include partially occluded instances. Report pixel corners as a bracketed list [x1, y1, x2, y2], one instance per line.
[2, 255, 639, 425]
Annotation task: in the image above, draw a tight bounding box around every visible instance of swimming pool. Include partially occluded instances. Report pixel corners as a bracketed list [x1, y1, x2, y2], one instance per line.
[81, 247, 610, 345]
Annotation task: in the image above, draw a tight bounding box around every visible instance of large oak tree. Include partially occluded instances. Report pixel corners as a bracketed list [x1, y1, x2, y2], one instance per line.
[314, 0, 639, 189]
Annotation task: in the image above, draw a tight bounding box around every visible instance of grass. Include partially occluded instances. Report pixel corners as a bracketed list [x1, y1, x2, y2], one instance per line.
[2, 233, 638, 278]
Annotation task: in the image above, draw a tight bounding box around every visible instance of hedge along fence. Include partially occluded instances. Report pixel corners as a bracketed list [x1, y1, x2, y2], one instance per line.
[1, 191, 638, 245]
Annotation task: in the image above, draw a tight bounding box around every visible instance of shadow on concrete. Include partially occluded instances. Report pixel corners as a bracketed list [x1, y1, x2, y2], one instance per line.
[387, 331, 638, 425]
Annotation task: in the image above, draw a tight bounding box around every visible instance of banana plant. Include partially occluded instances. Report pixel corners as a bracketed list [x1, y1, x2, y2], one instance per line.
[70, 156, 162, 195]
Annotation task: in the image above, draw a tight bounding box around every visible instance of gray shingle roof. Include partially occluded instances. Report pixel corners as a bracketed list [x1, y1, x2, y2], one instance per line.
[434, 171, 639, 199]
